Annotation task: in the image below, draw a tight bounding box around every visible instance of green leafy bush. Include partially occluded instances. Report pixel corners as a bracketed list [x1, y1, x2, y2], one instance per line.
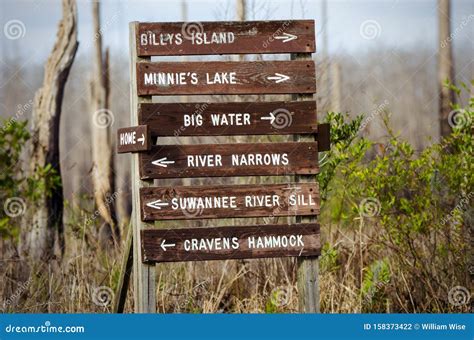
[0, 119, 61, 242]
[319, 82, 473, 312]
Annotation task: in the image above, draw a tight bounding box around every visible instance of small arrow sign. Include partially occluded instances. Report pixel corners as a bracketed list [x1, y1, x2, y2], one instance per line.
[267, 73, 290, 84]
[152, 157, 175, 168]
[146, 199, 169, 210]
[260, 112, 276, 125]
[117, 125, 150, 153]
[160, 239, 176, 251]
[274, 33, 298, 43]
[137, 134, 145, 145]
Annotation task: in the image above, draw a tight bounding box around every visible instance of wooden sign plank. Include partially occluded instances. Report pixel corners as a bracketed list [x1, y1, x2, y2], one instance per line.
[140, 182, 319, 221]
[136, 60, 316, 96]
[136, 20, 315, 56]
[117, 125, 151, 153]
[141, 223, 321, 263]
[138, 101, 317, 136]
[139, 142, 318, 179]
[316, 123, 331, 151]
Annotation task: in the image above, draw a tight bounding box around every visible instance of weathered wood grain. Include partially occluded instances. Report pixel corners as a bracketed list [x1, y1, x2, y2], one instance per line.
[136, 60, 316, 96]
[129, 21, 156, 313]
[292, 50, 320, 313]
[138, 101, 317, 136]
[139, 142, 318, 179]
[141, 223, 320, 263]
[117, 125, 151, 153]
[136, 20, 315, 56]
[140, 182, 319, 221]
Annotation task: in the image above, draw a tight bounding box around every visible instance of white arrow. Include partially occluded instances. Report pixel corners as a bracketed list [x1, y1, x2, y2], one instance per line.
[137, 134, 145, 145]
[160, 239, 176, 251]
[260, 112, 276, 125]
[152, 157, 175, 167]
[146, 199, 169, 210]
[267, 73, 290, 84]
[274, 33, 298, 43]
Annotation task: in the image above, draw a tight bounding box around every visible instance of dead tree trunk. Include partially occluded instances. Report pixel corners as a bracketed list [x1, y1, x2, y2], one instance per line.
[438, 0, 455, 138]
[20, 0, 78, 261]
[331, 61, 342, 112]
[90, 0, 119, 247]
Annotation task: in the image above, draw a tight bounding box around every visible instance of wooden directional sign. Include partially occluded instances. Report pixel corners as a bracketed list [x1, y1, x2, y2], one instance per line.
[137, 20, 315, 56]
[117, 125, 151, 153]
[140, 182, 319, 221]
[139, 142, 318, 179]
[136, 60, 316, 96]
[141, 223, 320, 263]
[139, 101, 317, 136]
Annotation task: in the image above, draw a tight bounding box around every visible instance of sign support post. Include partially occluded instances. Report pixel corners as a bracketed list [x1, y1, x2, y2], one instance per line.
[292, 52, 320, 313]
[129, 22, 156, 313]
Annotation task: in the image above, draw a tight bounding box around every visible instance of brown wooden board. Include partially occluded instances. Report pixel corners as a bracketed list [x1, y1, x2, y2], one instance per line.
[136, 60, 316, 96]
[140, 182, 319, 221]
[317, 123, 331, 151]
[141, 223, 320, 263]
[139, 142, 318, 179]
[136, 20, 315, 56]
[117, 125, 151, 153]
[138, 101, 317, 136]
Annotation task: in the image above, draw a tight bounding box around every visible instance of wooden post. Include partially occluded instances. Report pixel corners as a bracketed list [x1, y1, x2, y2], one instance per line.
[129, 22, 156, 313]
[113, 224, 133, 313]
[292, 52, 320, 313]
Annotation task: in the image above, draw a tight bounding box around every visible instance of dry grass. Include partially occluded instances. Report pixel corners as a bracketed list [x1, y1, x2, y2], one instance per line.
[1, 199, 470, 314]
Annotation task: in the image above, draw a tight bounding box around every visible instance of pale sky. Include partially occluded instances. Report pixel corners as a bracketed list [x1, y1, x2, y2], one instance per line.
[1, 0, 473, 63]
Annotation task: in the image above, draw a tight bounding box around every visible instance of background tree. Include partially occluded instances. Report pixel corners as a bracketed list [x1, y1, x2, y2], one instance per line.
[20, 0, 78, 261]
[438, 0, 455, 138]
[90, 0, 119, 247]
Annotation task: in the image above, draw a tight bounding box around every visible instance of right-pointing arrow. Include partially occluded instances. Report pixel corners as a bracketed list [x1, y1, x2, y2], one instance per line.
[274, 32, 298, 43]
[267, 73, 290, 84]
[160, 239, 176, 251]
[137, 134, 145, 145]
[260, 112, 276, 124]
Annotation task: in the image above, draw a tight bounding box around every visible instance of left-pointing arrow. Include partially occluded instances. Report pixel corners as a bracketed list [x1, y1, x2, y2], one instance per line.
[152, 157, 175, 167]
[161, 239, 176, 251]
[267, 73, 290, 84]
[160, 239, 176, 251]
[146, 199, 169, 210]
